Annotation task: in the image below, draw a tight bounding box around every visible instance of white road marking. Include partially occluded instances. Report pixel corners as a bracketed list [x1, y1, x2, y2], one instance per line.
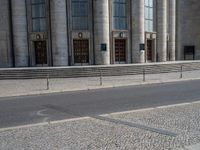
[101, 108, 155, 117]
[0, 117, 90, 132]
[36, 109, 48, 117]
[36, 109, 50, 123]
[0, 100, 200, 132]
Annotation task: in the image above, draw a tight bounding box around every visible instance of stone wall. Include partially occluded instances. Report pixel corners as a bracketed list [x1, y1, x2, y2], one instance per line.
[0, 0, 11, 67]
[177, 0, 200, 60]
[1, 0, 200, 68]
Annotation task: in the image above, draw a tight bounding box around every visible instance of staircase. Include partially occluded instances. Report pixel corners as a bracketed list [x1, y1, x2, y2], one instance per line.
[0, 61, 200, 80]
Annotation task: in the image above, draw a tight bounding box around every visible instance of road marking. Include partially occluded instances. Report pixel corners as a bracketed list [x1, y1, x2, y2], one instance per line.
[101, 100, 200, 117]
[0, 100, 200, 132]
[101, 108, 155, 117]
[36, 109, 50, 123]
[0, 117, 90, 132]
[0, 122, 49, 132]
[36, 109, 48, 117]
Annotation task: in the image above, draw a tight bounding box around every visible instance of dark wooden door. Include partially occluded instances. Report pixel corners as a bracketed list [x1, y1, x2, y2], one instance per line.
[147, 40, 153, 61]
[73, 40, 89, 64]
[115, 39, 126, 63]
[35, 41, 47, 65]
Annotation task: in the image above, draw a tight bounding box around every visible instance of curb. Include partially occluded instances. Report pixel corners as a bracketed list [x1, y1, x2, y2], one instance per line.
[0, 77, 200, 99]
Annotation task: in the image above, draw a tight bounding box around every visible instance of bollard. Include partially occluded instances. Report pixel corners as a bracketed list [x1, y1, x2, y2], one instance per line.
[47, 74, 50, 90]
[180, 65, 183, 79]
[99, 69, 103, 86]
[143, 69, 146, 82]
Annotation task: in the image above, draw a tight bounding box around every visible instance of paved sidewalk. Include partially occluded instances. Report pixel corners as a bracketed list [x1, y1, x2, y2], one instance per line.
[1, 101, 200, 150]
[176, 143, 200, 150]
[0, 70, 200, 98]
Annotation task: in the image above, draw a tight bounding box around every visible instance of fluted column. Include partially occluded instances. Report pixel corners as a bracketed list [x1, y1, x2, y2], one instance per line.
[132, 0, 145, 63]
[51, 0, 68, 66]
[11, 0, 28, 67]
[168, 0, 176, 61]
[157, 0, 167, 62]
[93, 0, 110, 65]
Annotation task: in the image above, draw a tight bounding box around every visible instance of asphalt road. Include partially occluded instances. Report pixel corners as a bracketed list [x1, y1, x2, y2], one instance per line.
[1, 80, 200, 129]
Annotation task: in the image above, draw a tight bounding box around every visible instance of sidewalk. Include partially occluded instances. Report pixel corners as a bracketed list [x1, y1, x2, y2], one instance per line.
[0, 70, 200, 98]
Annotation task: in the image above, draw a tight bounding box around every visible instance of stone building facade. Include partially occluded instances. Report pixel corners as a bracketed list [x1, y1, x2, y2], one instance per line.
[0, 0, 199, 68]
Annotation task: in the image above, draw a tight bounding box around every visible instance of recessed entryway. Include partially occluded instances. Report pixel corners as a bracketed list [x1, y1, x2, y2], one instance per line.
[146, 39, 153, 62]
[34, 41, 47, 65]
[73, 39, 89, 65]
[115, 39, 126, 64]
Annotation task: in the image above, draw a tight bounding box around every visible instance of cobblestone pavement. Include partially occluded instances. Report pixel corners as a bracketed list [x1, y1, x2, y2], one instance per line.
[0, 102, 200, 150]
[0, 70, 200, 98]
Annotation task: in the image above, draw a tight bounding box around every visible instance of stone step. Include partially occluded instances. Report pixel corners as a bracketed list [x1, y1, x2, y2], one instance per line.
[0, 61, 200, 80]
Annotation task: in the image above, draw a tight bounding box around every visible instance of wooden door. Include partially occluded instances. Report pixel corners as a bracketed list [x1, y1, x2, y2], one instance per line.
[73, 39, 89, 64]
[115, 39, 126, 63]
[147, 40, 153, 62]
[35, 41, 47, 65]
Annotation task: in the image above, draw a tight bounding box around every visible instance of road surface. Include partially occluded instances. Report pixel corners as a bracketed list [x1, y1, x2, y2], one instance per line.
[0, 80, 200, 128]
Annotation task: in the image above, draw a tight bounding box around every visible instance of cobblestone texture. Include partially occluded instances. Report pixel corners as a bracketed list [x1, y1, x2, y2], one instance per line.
[0, 102, 200, 150]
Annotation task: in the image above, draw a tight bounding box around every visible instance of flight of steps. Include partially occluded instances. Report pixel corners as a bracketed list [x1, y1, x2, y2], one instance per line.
[0, 61, 200, 80]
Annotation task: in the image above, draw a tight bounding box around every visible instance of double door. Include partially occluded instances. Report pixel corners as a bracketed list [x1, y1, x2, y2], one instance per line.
[73, 39, 89, 64]
[115, 39, 126, 63]
[34, 41, 47, 65]
[146, 40, 153, 62]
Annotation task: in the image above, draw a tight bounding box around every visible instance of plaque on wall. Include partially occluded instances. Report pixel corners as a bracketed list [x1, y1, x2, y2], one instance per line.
[140, 43, 145, 51]
[101, 43, 107, 51]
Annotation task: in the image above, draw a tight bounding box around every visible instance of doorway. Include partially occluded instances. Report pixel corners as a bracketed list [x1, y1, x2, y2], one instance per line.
[34, 41, 47, 65]
[146, 39, 153, 62]
[73, 39, 89, 65]
[115, 39, 126, 63]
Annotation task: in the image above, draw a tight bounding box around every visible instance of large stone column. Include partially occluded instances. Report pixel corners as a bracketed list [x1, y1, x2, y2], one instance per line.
[168, 0, 176, 61]
[132, 0, 145, 63]
[51, 0, 68, 66]
[176, 0, 182, 61]
[11, 0, 28, 67]
[93, 0, 110, 65]
[157, 0, 167, 62]
[0, 0, 12, 67]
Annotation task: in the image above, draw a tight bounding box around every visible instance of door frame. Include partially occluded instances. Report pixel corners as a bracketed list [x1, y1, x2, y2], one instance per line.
[72, 39, 90, 66]
[146, 39, 153, 62]
[33, 40, 48, 67]
[113, 38, 127, 64]
[145, 32, 157, 63]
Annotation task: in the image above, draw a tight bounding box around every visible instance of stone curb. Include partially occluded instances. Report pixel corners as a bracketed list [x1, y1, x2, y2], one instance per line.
[0, 77, 200, 99]
[175, 143, 200, 150]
